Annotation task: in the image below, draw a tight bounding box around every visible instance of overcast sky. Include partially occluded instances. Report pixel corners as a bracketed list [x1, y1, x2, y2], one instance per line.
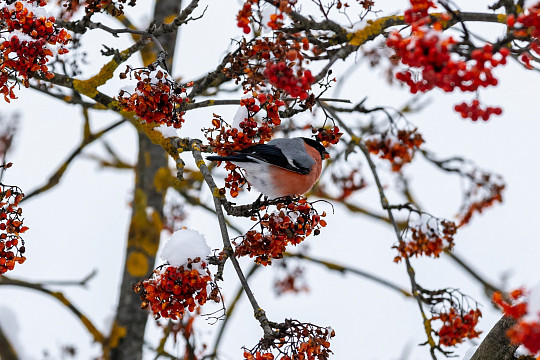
[1, 1, 539, 359]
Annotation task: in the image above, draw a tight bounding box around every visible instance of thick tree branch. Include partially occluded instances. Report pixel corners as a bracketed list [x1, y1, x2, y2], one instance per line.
[470, 316, 519, 360]
[107, 2, 188, 359]
[0, 321, 18, 360]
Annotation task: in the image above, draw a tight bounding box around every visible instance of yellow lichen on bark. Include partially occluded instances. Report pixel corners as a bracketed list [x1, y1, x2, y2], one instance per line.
[125, 189, 162, 276]
[104, 102, 180, 161]
[106, 321, 127, 349]
[348, 15, 404, 46]
[126, 251, 149, 277]
[212, 187, 224, 199]
[154, 167, 174, 192]
[73, 59, 119, 98]
[50, 291, 105, 344]
[163, 14, 177, 24]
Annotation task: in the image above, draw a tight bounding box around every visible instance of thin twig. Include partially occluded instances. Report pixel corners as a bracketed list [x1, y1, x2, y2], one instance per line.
[444, 250, 502, 296]
[28, 269, 98, 288]
[321, 103, 438, 358]
[210, 263, 260, 359]
[284, 252, 412, 297]
[0, 276, 105, 344]
[190, 139, 275, 337]
[23, 118, 126, 202]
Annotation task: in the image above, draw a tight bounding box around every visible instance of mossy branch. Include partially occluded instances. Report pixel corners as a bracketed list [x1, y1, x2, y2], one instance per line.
[0, 276, 105, 344]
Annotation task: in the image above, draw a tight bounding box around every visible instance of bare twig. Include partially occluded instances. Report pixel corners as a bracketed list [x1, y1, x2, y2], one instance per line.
[190, 139, 275, 337]
[321, 103, 439, 358]
[0, 276, 105, 344]
[23, 118, 125, 202]
[284, 252, 412, 297]
[210, 263, 260, 359]
[28, 269, 98, 288]
[444, 250, 503, 297]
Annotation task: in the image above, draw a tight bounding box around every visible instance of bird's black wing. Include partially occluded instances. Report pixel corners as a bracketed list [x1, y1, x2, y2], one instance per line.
[207, 144, 310, 175]
[240, 144, 310, 174]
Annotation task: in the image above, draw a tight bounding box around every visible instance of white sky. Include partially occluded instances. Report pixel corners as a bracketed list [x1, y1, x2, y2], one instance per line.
[1, 0, 539, 359]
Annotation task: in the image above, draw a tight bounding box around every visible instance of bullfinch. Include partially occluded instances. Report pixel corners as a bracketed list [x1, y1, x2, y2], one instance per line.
[207, 137, 328, 199]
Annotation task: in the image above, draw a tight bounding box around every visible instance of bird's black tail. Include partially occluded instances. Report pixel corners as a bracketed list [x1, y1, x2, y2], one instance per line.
[206, 154, 254, 162]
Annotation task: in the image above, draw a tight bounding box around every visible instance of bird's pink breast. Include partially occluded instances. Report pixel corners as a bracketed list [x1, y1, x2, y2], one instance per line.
[268, 143, 322, 197]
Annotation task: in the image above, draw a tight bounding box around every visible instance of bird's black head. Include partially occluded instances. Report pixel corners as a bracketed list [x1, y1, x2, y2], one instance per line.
[301, 137, 329, 159]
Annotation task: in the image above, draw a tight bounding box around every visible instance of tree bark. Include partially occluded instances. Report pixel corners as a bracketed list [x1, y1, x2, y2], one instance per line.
[470, 316, 519, 360]
[109, 1, 182, 359]
[0, 321, 18, 360]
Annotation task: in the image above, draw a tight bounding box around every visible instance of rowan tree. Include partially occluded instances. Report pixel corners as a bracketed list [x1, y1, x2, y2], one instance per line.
[0, 0, 539, 360]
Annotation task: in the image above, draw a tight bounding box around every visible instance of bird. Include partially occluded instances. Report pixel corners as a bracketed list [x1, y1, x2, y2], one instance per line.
[206, 137, 329, 199]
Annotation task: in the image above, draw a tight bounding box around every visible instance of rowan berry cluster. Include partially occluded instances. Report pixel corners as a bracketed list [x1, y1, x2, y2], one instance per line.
[239, 93, 284, 128]
[234, 198, 327, 265]
[387, 0, 509, 120]
[225, 33, 314, 102]
[454, 100, 503, 121]
[404, 0, 436, 25]
[387, 33, 509, 94]
[0, 180, 27, 275]
[493, 289, 540, 355]
[458, 170, 504, 226]
[421, 289, 483, 349]
[274, 264, 309, 295]
[394, 215, 456, 262]
[134, 258, 220, 320]
[243, 320, 334, 360]
[263, 62, 314, 100]
[319, 168, 366, 201]
[507, 3, 540, 69]
[236, 0, 296, 34]
[118, 66, 190, 128]
[267, 12, 284, 31]
[0, 0, 71, 101]
[434, 307, 482, 346]
[237, 1, 254, 34]
[57, 0, 136, 17]
[312, 126, 342, 147]
[365, 129, 424, 172]
[493, 289, 528, 319]
[507, 321, 540, 354]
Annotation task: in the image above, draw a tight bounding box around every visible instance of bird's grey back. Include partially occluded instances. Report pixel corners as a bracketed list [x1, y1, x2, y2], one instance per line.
[268, 138, 315, 169]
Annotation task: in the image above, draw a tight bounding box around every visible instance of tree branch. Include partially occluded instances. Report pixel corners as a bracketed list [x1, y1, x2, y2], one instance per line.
[190, 139, 275, 337]
[444, 250, 503, 297]
[321, 103, 439, 358]
[23, 118, 126, 202]
[210, 263, 260, 359]
[284, 252, 412, 297]
[470, 316, 519, 360]
[0, 276, 105, 344]
[0, 321, 18, 360]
